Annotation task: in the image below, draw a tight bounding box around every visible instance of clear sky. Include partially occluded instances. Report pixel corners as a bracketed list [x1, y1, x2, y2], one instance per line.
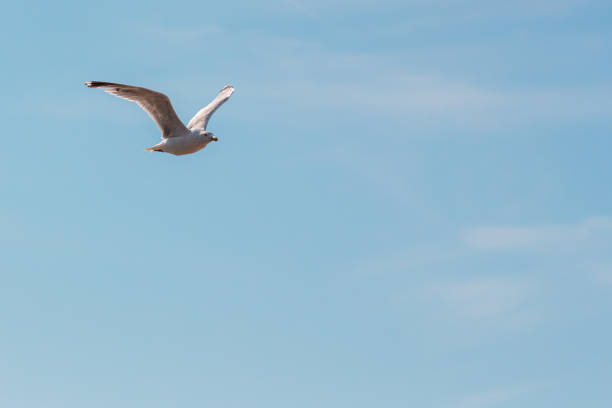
[1, 1, 612, 407]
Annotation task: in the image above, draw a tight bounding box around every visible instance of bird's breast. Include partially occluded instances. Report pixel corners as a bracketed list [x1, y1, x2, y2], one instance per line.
[163, 135, 209, 156]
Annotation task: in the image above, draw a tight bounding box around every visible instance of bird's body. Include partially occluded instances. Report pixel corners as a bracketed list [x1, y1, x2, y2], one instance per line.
[85, 81, 234, 156]
[145, 130, 214, 155]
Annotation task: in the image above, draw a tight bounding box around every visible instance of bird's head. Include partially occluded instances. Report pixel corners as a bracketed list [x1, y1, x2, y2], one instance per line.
[201, 131, 218, 142]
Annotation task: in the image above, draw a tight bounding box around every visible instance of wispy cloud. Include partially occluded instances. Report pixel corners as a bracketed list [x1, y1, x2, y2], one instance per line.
[463, 217, 612, 250]
[450, 383, 532, 408]
[594, 266, 612, 285]
[428, 277, 535, 319]
[259, 78, 612, 127]
[277, 0, 586, 18]
[238, 41, 612, 128]
[146, 25, 225, 44]
[151, 24, 224, 43]
[252, 75, 502, 122]
[127, 22, 612, 130]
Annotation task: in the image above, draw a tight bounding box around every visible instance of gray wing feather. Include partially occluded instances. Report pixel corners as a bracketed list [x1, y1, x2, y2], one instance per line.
[187, 85, 235, 131]
[86, 81, 187, 138]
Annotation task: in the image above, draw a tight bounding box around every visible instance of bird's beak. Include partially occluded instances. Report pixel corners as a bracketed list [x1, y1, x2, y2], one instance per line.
[211, 136, 218, 142]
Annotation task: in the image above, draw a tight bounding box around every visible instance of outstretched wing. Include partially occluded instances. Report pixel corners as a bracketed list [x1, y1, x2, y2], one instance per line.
[187, 85, 235, 131]
[85, 81, 188, 138]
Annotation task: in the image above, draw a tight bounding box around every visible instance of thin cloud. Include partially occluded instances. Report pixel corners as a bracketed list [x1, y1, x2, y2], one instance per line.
[594, 266, 612, 285]
[463, 217, 612, 250]
[238, 45, 612, 128]
[428, 277, 534, 319]
[149, 25, 225, 44]
[276, 0, 585, 17]
[450, 383, 533, 408]
[127, 24, 612, 130]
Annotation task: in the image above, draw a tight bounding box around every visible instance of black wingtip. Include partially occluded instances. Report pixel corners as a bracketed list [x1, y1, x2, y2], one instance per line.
[85, 81, 114, 88]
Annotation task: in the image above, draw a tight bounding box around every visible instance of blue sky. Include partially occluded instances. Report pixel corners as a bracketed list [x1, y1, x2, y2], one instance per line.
[1, 0, 612, 406]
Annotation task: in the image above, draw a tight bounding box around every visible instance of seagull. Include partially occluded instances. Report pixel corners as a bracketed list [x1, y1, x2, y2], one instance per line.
[85, 81, 235, 155]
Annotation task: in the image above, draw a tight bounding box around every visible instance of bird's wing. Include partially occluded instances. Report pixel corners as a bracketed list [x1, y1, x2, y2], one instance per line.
[85, 81, 188, 138]
[187, 85, 235, 131]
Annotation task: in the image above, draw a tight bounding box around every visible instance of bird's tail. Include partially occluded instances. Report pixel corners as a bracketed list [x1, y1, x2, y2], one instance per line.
[145, 142, 164, 152]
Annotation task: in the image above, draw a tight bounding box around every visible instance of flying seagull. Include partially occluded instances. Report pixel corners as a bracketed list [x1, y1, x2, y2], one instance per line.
[85, 81, 234, 155]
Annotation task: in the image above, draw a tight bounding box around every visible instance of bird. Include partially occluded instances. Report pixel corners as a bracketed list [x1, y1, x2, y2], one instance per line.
[85, 81, 235, 155]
